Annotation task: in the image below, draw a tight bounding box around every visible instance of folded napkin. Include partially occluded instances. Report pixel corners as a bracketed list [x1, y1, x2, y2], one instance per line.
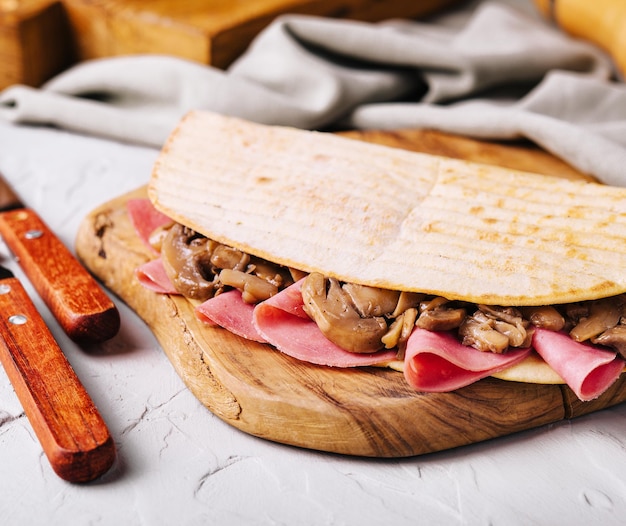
[1, 0, 625, 185]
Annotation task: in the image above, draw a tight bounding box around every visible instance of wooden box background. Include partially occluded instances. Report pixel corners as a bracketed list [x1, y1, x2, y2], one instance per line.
[0, 0, 463, 90]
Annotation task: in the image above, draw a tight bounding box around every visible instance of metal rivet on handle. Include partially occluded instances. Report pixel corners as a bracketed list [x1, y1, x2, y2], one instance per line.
[24, 230, 43, 240]
[0, 284, 10, 295]
[9, 314, 27, 325]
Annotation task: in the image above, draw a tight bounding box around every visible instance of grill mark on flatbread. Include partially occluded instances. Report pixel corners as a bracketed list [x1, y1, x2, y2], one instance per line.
[150, 111, 626, 307]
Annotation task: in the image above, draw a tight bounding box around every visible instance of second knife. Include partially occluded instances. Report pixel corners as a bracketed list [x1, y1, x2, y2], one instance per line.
[0, 172, 120, 343]
[0, 264, 116, 482]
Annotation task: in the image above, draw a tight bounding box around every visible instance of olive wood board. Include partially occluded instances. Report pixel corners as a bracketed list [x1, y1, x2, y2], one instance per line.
[75, 129, 626, 458]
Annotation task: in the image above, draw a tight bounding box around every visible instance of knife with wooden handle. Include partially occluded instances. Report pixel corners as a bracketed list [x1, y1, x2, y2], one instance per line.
[0, 172, 120, 343]
[0, 264, 115, 482]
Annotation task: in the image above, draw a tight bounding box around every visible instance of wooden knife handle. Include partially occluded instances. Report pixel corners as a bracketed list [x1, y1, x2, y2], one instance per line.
[0, 209, 120, 343]
[0, 276, 115, 482]
[533, 0, 626, 76]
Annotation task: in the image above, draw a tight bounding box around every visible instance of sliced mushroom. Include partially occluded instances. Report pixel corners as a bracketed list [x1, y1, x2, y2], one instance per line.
[160, 223, 216, 301]
[479, 305, 524, 327]
[492, 320, 529, 348]
[521, 305, 565, 331]
[300, 273, 388, 353]
[289, 267, 309, 282]
[341, 282, 401, 317]
[417, 308, 466, 331]
[210, 244, 249, 271]
[390, 291, 424, 317]
[569, 297, 623, 342]
[218, 268, 278, 303]
[564, 303, 590, 325]
[478, 305, 530, 347]
[381, 307, 418, 349]
[416, 297, 466, 331]
[458, 311, 511, 353]
[248, 259, 293, 289]
[592, 325, 626, 359]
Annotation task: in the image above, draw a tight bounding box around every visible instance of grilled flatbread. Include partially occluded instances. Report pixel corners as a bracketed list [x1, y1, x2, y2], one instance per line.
[150, 110, 626, 307]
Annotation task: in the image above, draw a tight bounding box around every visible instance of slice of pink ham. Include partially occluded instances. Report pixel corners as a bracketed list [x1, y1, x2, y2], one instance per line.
[127, 198, 180, 294]
[404, 328, 533, 392]
[135, 258, 179, 294]
[127, 198, 173, 253]
[532, 328, 625, 401]
[253, 280, 398, 367]
[196, 290, 267, 342]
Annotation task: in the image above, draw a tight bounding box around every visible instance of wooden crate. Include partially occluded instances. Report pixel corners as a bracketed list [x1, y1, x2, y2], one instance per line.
[0, 0, 463, 90]
[0, 0, 73, 89]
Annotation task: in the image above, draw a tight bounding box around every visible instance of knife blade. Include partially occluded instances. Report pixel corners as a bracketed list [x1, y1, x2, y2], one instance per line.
[0, 264, 115, 482]
[0, 172, 120, 343]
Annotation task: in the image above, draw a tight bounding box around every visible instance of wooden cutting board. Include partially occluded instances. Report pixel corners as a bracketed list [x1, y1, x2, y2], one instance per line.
[0, 0, 463, 90]
[74, 129, 626, 458]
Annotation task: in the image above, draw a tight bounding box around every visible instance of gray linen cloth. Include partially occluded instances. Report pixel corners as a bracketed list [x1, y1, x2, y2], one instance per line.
[1, 0, 625, 185]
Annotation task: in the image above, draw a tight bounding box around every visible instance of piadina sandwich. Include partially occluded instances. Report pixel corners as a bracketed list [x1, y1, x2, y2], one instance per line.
[129, 111, 626, 403]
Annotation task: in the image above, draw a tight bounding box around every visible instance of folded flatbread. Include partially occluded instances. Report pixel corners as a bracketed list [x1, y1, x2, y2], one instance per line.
[142, 111, 626, 401]
[150, 111, 626, 307]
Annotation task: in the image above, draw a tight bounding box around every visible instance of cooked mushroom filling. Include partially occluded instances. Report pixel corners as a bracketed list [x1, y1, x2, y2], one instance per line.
[159, 223, 626, 358]
[300, 273, 422, 353]
[158, 223, 294, 302]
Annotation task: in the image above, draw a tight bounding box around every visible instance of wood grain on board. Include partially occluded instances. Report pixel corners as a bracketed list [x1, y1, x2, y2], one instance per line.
[74, 128, 626, 457]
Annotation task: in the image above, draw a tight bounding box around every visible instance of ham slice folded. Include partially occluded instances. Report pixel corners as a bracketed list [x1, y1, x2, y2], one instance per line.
[129, 198, 180, 293]
[404, 328, 533, 392]
[253, 281, 398, 367]
[127, 198, 172, 252]
[135, 258, 178, 294]
[196, 290, 266, 342]
[532, 328, 625, 401]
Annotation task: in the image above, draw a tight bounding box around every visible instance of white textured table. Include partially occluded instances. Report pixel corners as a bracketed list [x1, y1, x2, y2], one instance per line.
[0, 121, 625, 525]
